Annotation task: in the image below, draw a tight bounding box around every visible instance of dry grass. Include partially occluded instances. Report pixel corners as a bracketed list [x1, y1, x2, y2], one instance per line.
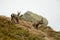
[0, 16, 60, 40]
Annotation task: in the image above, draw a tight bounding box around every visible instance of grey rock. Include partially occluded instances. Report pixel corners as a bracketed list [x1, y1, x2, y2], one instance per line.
[20, 11, 48, 26]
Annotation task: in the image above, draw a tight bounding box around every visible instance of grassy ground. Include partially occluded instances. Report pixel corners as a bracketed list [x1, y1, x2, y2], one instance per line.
[0, 16, 60, 40]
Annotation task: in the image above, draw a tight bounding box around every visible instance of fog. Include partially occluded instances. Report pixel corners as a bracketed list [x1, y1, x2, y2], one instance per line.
[0, 0, 60, 31]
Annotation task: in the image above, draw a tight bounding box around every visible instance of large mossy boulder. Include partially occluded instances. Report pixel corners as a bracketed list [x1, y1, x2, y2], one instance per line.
[20, 11, 48, 26]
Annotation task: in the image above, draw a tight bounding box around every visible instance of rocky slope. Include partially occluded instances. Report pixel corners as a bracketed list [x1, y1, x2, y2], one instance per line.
[0, 11, 60, 40]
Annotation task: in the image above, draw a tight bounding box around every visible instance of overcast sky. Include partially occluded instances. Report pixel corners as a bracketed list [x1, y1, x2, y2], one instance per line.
[0, 0, 60, 31]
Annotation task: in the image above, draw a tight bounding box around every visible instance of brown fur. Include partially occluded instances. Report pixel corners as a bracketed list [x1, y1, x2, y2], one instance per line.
[11, 11, 21, 23]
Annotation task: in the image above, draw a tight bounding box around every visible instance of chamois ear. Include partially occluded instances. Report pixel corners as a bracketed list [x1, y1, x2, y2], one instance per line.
[17, 11, 21, 16]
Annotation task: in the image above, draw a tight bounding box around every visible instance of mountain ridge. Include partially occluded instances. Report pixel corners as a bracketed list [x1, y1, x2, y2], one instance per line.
[0, 11, 60, 40]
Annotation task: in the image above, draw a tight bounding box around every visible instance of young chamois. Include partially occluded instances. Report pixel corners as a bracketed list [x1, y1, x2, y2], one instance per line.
[33, 17, 43, 29]
[11, 11, 21, 23]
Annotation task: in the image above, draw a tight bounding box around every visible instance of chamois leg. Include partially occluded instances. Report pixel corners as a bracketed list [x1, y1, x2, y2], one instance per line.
[15, 17, 19, 23]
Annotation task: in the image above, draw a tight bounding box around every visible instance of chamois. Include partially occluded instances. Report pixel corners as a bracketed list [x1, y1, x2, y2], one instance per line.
[33, 17, 43, 29]
[11, 11, 21, 23]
